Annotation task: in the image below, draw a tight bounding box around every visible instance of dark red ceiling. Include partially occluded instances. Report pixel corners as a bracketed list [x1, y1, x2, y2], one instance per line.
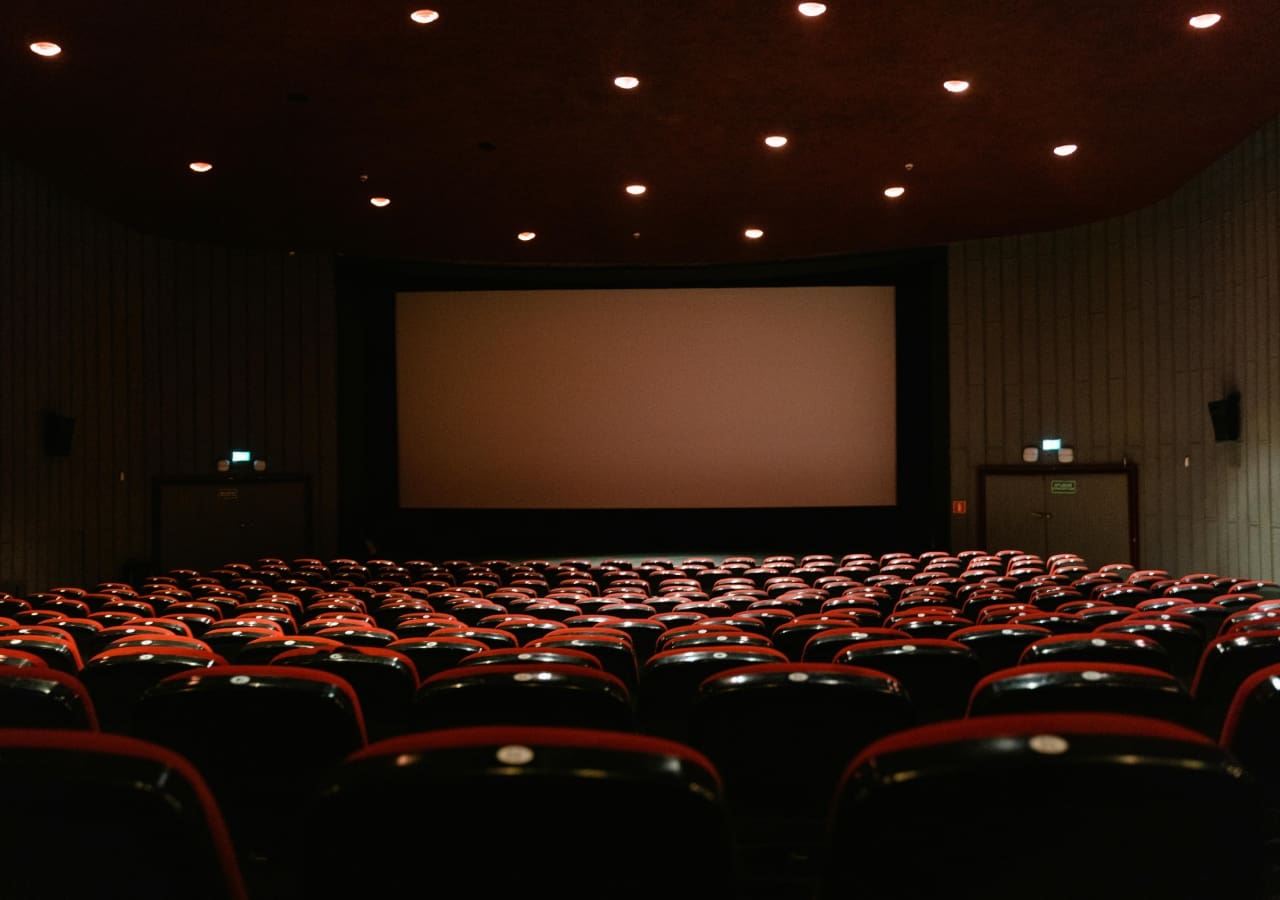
[4, 1, 1278, 268]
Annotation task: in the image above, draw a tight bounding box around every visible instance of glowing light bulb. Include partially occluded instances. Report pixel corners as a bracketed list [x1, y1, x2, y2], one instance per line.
[30, 41, 61, 57]
[188, 161, 213, 173]
[744, 228, 764, 239]
[1188, 13, 1221, 28]
[613, 75, 639, 90]
[370, 196, 391, 207]
[1053, 144, 1078, 157]
[410, 9, 440, 24]
[884, 186, 905, 198]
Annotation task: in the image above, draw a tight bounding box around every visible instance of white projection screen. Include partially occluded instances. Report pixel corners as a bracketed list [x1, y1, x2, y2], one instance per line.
[395, 285, 897, 509]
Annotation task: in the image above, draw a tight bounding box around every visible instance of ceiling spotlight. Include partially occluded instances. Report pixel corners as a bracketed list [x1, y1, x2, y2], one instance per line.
[764, 135, 789, 148]
[517, 231, 536, 241]
[744, 228, 764, 239]
[797, 3, 827, 16]
[30, 41, 62, 57]
[884, 186, 906, 198]
[1188, 13, 1221, 28]
[369, 196, 391, 207]
[943, 80, 970, 93]
[613, 75, 639, 90]
[1053, 144, 1079, 157]
[625, 184, 647, 195]
[409, 9, 440, 24]
[188, 161, 213, 173]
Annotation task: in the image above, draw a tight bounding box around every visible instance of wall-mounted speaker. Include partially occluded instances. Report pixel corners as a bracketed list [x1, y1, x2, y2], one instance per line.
[42, 411, 76, 457]
[1208, 391, 1241, 442]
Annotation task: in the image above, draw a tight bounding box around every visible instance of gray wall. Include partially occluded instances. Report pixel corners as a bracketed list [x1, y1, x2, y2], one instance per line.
[949, 115, 1279, 581]
[1, 153, 338, 594]
[5, 114, 1278, 591]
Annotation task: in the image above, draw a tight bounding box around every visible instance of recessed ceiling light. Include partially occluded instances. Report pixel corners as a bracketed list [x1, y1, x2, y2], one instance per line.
[614, 75, 639, 90]
[517, 231, 536, 241]
[1053, 144, 1078, 157]
[30, 41, 61, 57]
[409, 9, 440, 24]
[943, 80, 970, 93]
[797, 3, 827, 16]
[369, 196, 391, 207]
[744, 228, 764, 239]
[1188, 13, 1221, 28]
[764, 135, 788, 148]
[625, 184, 647, 195]
[884, 186, 905, 198]
[188, 161, 213, 173]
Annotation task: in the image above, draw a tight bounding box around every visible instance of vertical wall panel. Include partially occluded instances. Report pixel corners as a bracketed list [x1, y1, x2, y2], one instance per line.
[951, 115, 1280, 582]
[0, 153, 338, 594]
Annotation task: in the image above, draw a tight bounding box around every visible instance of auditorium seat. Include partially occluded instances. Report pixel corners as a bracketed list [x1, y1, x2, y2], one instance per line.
[1190, 629, 1280, 737]
[948, 623, 1052, 674]
[1094, 618, 1207, 688]
[128, 665, 368, 897]
[833, 638, 984, 723]
[799, 625, 910, 662]
[0, 632, 83, 673]
[1018, 630, 1175, 674]
[270, 644, 420, 740]
[410, 661, 636, 731]
[0, 728, 249, 899]
[233, 634, 346, 664]
[453, 644, 605, 670]
[637, 644, 788, 740]
[0, 666, 99, 729]
[1220, 661, 1280, 805]
[687, 661, 915, 898]
[78, 643, 226, 733]
[966, 661, 1197, 727]
[821, 712, 1268, 899]
[526, 630, 640, 693]
[294, 725, 739, 898]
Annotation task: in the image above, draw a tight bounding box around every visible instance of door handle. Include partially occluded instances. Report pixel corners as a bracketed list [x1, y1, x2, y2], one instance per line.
[1030, 511, 1053, 520]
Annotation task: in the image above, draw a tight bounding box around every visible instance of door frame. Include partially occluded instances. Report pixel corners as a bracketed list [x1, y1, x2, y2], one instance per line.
[975, 463, 1140, 567]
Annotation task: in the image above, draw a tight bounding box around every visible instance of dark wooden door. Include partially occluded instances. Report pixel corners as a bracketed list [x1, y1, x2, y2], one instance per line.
[154, 476, 312, 573]
[978, 465, 1138, 571]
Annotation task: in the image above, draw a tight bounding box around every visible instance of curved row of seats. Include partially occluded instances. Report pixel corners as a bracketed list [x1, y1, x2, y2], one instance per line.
[2, 549, 1279, 899]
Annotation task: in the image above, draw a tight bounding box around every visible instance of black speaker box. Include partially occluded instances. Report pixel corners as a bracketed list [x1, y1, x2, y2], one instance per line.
[42, 411, 76, 457]
[1208, 392, 1241, 442]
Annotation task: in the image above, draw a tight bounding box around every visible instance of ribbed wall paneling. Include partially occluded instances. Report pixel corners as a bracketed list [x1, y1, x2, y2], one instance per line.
[0, 152, 337, 595]
[950, 115, 1280, 581]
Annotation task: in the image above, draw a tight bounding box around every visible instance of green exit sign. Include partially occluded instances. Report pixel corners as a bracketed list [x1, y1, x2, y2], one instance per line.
[1050, 480, 1077, 495]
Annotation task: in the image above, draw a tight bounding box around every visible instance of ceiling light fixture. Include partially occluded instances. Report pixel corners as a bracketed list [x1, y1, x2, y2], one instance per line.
[188, 161, 213, 173]
[1053, 144, 1079, 156]
[625, 184, 647, 195]
[744, 228, 764, 239]
[369, 196, 391, 207]
[943, 80, 970, 93]
[764, 135, 788, 148]
[409, 9, 440, 24]
[30, 41, 62, 57]
[884, 186, 905, 198]
[797, 3, 827, 16]
[517, 231, 536, 241]
[1188, 13, 1221, 28]
[613, 75, 639, 90]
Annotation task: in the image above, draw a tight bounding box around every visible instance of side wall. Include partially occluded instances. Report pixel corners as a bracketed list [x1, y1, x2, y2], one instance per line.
[949, 116, 1280, 581]
[0, 153, 339, 594]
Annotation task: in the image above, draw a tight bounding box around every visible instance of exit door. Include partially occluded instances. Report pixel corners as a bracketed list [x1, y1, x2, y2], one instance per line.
[977, 464, 1138, 571]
